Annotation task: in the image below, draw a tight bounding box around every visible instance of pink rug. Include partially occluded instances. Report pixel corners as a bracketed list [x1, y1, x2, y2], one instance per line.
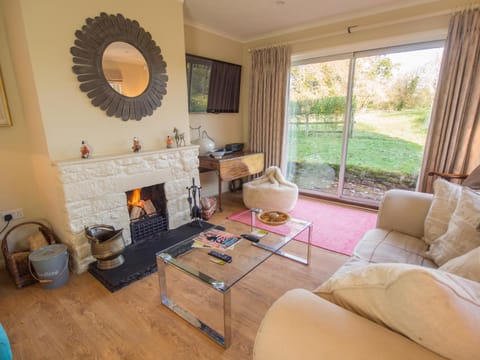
[227, 197, 377, 256]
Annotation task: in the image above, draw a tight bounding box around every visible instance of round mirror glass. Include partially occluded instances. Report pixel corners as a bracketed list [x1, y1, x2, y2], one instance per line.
[102, 41, 150, 97]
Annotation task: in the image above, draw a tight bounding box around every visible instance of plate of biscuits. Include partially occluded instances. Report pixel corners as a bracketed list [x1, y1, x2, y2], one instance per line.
[257, 211, 290, 226]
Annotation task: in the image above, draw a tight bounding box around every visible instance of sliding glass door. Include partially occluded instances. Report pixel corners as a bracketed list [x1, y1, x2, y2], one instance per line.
[287, 58, 350, 195]
[286, 42, 443, 204]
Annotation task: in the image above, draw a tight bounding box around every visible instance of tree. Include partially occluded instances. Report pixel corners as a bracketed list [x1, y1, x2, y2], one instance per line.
[391, 74, 420, 110]
[353, 56, 396, 110]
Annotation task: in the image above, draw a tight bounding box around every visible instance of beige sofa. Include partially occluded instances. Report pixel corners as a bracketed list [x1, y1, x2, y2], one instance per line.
[254, 189, 480, 360]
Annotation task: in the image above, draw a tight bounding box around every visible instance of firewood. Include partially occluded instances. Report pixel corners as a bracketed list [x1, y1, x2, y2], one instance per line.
[143, 200, 157, 216]
[130, 206, 145, 220]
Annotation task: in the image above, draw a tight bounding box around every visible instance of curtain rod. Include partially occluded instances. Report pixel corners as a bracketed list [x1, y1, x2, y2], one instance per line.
[247, 6, 463, 53]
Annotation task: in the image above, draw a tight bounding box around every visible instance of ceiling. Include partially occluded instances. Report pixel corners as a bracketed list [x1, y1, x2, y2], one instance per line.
[183, 0, 434, 42]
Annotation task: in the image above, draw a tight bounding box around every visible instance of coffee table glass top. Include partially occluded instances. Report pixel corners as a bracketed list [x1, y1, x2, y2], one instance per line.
[157, 211, 312, 292]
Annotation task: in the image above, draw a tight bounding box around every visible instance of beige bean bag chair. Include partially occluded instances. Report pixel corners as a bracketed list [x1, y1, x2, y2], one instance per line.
[243, 166, 298, 212]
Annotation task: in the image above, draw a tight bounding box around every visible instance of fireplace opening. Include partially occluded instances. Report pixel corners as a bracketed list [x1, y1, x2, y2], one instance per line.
[126, 184, 169, 242]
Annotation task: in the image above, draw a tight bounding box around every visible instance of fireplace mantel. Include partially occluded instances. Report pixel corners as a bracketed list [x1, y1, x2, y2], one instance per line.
[53, 146, 199, 166]
[51, 146, 200, 273]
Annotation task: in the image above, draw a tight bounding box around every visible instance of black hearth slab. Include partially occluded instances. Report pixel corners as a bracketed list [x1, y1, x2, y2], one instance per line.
[88, 221, 216, 292]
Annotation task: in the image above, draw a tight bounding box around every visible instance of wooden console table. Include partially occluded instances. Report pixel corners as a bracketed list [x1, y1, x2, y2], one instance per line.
[199, 152, 264, 211]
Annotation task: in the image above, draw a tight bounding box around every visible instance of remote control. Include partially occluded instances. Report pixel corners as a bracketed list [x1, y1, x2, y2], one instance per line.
[240, 234, 261, 243]
[208, 251, 232, 263]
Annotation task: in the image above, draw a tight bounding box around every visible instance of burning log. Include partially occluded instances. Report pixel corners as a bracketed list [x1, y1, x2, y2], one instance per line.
[130, 206, 145, 220]
[143, 200, 157, 216]
[127, 188, 158, 220]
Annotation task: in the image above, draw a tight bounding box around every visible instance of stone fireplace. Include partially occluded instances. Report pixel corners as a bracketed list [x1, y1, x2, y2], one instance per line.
[52, 146, 199, 274]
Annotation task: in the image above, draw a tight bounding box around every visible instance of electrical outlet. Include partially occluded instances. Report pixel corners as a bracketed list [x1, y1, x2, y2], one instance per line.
[2, 208, 24, 220]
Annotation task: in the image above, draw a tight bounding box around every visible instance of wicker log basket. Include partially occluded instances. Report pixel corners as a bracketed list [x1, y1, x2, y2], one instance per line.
[2, 221, 56, 288]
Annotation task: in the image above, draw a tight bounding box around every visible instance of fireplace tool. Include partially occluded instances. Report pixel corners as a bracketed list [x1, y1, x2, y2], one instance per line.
[186, 177, 203, 227]
[84, 225, 125, 270]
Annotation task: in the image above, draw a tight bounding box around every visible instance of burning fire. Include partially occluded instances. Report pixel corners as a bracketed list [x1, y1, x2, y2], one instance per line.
[127, 188, 157, 220]
[128, 189, 144, 208]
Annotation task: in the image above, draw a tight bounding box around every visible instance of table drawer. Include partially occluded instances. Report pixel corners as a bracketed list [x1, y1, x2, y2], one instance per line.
[199, 158, 219, 170]
[219, 153, 264, 181]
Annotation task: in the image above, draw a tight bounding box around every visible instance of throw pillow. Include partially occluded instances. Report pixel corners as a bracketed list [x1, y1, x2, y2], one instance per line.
[314, 263, 480, 360]
[440, 246, 480, 282]
[462, 164, 480, 190]
[423, 178, 462, 245]
[426, 187, 480, 265]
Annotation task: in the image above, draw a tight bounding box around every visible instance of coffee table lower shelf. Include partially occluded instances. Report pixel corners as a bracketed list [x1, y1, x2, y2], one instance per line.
[157, 254, 232, 347]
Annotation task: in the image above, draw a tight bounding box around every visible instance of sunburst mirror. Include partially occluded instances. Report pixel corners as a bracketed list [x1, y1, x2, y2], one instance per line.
[70, 13, 168, 121]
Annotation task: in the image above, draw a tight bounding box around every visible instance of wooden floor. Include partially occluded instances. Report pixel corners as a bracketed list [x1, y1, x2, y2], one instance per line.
[0, 192, 348, 360]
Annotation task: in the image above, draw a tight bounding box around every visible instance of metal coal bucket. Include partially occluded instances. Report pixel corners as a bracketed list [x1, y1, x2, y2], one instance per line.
[85, 225, 125, 270]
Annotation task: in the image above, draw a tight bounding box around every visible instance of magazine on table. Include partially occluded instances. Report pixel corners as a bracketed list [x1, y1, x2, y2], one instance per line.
[192, 228, 239, 250]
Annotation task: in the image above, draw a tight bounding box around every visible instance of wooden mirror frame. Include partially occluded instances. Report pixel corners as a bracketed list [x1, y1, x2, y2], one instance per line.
[70, 13, 168, 121]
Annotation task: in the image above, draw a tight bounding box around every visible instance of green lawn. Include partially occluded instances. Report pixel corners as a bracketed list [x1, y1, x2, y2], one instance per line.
[286, 109, 428, 193]
[354, 108, 430, 145]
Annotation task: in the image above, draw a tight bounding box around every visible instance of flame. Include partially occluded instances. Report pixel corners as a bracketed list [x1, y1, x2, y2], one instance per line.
[128, 189, 144, 207]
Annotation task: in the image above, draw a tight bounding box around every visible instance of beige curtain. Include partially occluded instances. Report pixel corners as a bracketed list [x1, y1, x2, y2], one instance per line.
[249, 46, 291, 169]
[419, 8, 480, 193]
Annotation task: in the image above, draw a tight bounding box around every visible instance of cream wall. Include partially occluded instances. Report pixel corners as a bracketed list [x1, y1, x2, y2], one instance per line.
[0, 0, 189, 260]
[184, 24, 244, 196]
[0, 1, 43, 232]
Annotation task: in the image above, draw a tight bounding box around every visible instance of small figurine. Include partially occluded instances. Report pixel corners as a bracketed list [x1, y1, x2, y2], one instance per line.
[132, 137, 142, 152]
[173, 127, 186, 147]
[80, 140, 90, 159]
[166, 136, 174, 148]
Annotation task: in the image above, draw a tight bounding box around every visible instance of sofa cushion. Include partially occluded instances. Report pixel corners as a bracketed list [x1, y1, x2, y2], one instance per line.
[423, 178, 462, 245]
[327, 256, 371, 279]
[315, 263, 480, 360]
[376, 189, 433, 239]
[354, 228, 436, 267]
[426, 187, 480, 266]
[440, 246, 480, 282]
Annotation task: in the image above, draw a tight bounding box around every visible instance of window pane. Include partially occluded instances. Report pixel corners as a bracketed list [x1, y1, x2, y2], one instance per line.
[343, 47, 443, 201]
[189, 62, 211, 112]
[286, 59, 350, 194]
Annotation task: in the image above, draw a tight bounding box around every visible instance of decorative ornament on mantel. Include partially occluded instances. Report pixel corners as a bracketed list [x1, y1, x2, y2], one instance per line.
[173, 127, 186, 147]
[166, 136, 174, 148]
[80, 140, 90, 159]
[132, 137, 142, 152]
[70, 12, 168, 121]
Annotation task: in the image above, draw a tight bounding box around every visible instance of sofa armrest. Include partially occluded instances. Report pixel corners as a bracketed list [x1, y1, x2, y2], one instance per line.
[254, 289, 444, 360]
[376, 189, 433, 239]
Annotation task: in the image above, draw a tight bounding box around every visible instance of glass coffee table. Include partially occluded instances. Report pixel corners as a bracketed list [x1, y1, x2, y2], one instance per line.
[156, 210, 312, 347]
